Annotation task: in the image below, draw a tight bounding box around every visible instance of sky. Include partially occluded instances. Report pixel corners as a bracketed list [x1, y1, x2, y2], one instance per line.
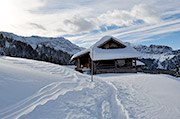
[0, 0, 180, 49]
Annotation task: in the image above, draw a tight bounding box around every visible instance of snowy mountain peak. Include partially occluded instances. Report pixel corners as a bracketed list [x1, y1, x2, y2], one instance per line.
[149, 45, 173, 54]
[132, 43, 180, 71]
[134, 44, 173, 54]
[0, 31, 83, 55]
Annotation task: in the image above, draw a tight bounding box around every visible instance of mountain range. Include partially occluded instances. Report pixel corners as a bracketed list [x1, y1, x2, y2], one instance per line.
[134, 44, 180, 71]
[0, 32, 83, 64]
[0, 31, 179, 71]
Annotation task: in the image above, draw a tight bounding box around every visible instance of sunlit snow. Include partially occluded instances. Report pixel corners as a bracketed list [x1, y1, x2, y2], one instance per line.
[0, 56, 180, 119]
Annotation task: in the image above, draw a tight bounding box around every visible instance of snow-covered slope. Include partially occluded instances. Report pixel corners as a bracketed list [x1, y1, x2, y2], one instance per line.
[0, 57, 126, 119]
[97, 73, 180, 119]
[0, 31, 83, 55]
[0, 56, 180, 119]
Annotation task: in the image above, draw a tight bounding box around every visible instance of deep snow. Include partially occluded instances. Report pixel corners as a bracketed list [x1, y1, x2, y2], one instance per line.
[0, 56, 180, 119]
[97, 73, 180, 119]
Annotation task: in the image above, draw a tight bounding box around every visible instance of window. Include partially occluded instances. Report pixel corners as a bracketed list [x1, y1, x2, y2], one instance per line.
[117, 60, 126, 67]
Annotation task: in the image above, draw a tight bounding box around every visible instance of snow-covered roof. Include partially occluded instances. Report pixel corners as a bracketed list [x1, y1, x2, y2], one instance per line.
[71, 48, 90, 60]
[71, 36, 140, 61]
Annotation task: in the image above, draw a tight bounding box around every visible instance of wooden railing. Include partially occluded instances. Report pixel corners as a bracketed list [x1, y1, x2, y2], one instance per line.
[95, 64, 135, 69]
[96, 64, 115, 69]
[94, 64, 137, 74]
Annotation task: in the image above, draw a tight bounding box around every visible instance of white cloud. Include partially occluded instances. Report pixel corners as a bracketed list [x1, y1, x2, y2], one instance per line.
[0, 0, 47, 35]
[98, 10, 134, 26]
[131, 4, 161, 24]
[98, 4, 161, 27]
[12, 0, 46, 11]
[0, 0, 180, 47]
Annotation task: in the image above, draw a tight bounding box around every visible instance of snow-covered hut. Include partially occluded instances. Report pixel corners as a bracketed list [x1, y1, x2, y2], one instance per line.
[71, 36, 140, 74]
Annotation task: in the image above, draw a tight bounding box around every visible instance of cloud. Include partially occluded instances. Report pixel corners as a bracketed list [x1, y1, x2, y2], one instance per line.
[68, 19, 180, 48]
[131, 4, 161, 24]
[29, 23, 46, 30]
[12, 0, 46, 11]
[0, 0, 47, 35]
[0, 0, 180, 46]
[98, 10, 134, 26]
[63, 15, 97, 34]
[98, 4, 161, 27]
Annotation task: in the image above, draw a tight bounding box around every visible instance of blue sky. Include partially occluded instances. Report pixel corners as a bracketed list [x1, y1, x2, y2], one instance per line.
[0, 0, 180, 49]
[140, 31, 180, 50]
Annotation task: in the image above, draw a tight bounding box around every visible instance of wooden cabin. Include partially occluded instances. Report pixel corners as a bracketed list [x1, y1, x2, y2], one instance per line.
[71, 36, 140, 74]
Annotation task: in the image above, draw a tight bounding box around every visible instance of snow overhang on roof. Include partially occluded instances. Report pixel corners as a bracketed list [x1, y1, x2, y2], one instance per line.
[71, 36, 140, 61]
[136, 60, 145, 66]
[70, 48, 90, 61]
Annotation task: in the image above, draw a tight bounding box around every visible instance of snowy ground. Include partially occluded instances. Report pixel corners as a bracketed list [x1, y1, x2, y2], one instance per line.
[0, 56, 180, 119]
[97, 74, 180, 119]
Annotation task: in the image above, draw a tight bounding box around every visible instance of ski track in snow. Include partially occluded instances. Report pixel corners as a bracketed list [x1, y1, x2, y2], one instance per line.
[98, 74, 180, 119]
[0, 57, 93, 119]
[1, 57, 180, 119]
[105, 81, 130, 119]
[0, 57, 127, 119]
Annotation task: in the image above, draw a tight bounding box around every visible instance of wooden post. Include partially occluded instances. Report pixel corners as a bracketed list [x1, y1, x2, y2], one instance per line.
[91, 60, 93, 82]
[134, 59, 137, 72]
[115, 60, 117, 69]
[175, 61, 179, 77]
[91, 47, 94, 82]
[77, 58, 80, 69]
[88, 58, 90, 68]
